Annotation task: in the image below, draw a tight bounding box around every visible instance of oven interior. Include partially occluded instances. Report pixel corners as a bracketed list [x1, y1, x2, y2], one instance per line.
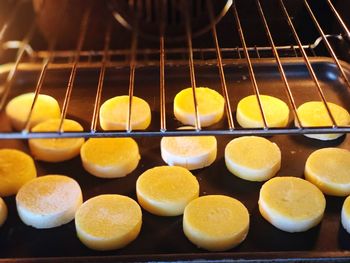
[0, 0, 350, 261]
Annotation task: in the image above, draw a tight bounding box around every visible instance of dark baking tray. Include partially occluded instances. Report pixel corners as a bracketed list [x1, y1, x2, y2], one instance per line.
[0, 57, 350, 262]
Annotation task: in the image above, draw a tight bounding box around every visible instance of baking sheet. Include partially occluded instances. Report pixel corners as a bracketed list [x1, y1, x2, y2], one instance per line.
[0, 58, 350, 261]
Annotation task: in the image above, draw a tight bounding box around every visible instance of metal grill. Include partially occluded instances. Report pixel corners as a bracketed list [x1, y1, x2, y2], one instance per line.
[0, 0, 350, 138]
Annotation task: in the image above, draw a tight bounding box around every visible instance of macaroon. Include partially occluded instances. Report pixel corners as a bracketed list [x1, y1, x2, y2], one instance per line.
[173, 87, 225, 127]
[160, 128, 217, 170]
[75, 194, 142, 251]
[305, 148, 350, 196]
[29, 119, 84, 162]
[136, 166, 199, 216]
[236, 94, 289, 128]
[80, 138, 140, 178]
[16, 175, 83, 229]
[0, 149, 37, 197]
[296, 101, 350, 140]
[225, 136, 281, 182]
[258, 176, 326, 232]
[5, 92, 61, 130]
[183, 195, 249, 251]
[99, 95, 151, 130]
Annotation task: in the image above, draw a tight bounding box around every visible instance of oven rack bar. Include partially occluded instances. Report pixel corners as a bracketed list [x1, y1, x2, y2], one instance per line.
[0, 0, 349, 139]
[0, 55, 337, 72]
[256, 0, 302, 128]
[0, 43, 329, 64]
[184, 0, 202, 131]
[279, 0, 338, 128]
[207, 0, 234, 131]
[1, 126, 350, 139]
[233, 1, 269, 130]
[159, 0, 166, 132]
[90, 21, 112, 133]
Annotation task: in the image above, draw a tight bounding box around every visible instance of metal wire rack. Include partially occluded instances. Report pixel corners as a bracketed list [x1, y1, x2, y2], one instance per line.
[0, 0, 350, 138]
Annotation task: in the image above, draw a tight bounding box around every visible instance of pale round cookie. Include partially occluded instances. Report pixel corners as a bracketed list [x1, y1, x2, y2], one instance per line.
[173, 87, 225, 127]
[0, 197, 7, 227]
[341, 196, 350, 234]
[296, 101, 350, 140]
[225, 136, 281, 182]
[183, 195, 249, 251]
[99, 95, 151, 130]
[80, 138, 140, 178]
[16, 175, 82, 229]
[258, 176, 326, 233]
[160, 130, 217, 170]
[305, 148, 350, 196]
[0, 149, 37, 197]
[75, 194, 142, 251]
[236, 95, 289, 128]
[29, 119, 85, 162]
[5, 92, 61, 130]
[136, 166, 199, 216]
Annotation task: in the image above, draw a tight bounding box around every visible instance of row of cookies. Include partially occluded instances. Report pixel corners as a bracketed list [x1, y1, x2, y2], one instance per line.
[6, 90, 350, 143]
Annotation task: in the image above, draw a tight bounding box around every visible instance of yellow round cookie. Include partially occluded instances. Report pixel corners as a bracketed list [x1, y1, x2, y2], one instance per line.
[258, 176, 325, 233]
[161, 132, 217, 170]
[297, 101, 350, 140]
[5, 93, 61, 130]
[136, 166, 199, 216]
[16, 175, 83, 229]
[0, 149, 37, 197]
[99, 95, 151, 130]
[75, 194, 142, 251]
[174, 87, 225, 127]
[341, 196, 350, 234]
[305, 148, 350, 196]
[29, 119, 84, 162]
[80, 138, 140, 178]
[0, 197, 7, 227]
[183, 195, 249, 251]
[236, 95, 289, 128]
[225, 136, 281, 182]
